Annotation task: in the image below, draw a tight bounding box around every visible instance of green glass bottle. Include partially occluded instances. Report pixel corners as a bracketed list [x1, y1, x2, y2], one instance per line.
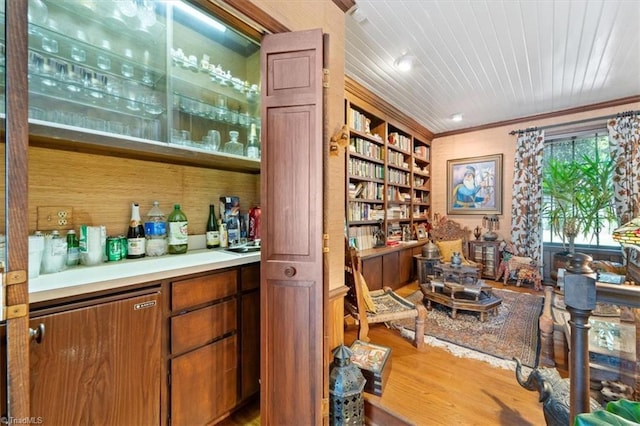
[167, 204, 188, 254]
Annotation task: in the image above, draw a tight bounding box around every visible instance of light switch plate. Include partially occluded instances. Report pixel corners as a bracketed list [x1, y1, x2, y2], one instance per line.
[37, 206, 73, 231]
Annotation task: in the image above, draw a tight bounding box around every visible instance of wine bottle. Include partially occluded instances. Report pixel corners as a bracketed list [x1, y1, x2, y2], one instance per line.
[127, 202, 146, 259]
[168, 204, 188, 254]
[205, 204, 220, 249]
[246, 123, 260, 159]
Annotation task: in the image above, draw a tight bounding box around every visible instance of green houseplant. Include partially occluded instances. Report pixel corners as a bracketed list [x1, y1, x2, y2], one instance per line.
[542, 155, 617, 276]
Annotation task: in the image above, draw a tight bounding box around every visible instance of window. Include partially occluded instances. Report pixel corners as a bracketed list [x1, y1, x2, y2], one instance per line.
[542, 129, 618, 248]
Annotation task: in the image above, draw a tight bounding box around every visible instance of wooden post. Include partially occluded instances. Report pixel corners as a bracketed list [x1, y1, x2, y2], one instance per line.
[564, 273, 596, 422]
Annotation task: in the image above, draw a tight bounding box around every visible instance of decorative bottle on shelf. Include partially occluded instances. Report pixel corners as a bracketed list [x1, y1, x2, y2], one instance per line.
[219, 220, 228, 248]
[144, 201, 167, 256]
[66, 229, 79, 266]
[127, 202, 146, 259]
[167, 204, 188, 254]
[246, 123, 260, 159]
[223, 130, 244, 156]
[205, 204, 220, 249]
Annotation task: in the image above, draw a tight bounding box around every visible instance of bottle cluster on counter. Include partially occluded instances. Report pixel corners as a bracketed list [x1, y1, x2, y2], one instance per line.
[29, 197, 261, 277]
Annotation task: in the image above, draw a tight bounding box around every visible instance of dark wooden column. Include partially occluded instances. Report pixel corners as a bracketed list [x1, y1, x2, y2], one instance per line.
[564, 273, 596, 422]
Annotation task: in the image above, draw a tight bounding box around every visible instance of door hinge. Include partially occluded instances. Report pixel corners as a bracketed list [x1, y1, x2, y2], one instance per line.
[323, 68, 329, 88]
[5, 270, 27, 286]
[323, 234, 329, 253]
[322, 397, 329, 417]
[5, 304, 27, 319]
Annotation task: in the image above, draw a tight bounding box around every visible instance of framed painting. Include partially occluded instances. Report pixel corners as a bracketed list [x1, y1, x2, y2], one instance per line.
[446, 154, 502, 215]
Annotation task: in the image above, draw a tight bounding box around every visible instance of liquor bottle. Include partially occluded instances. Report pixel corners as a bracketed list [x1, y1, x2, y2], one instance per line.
[127, 202, 146, 259]
[167, 204, 188, 254]
[144, 201, 167, 256]
[66, 229, 79, 266]
[205, 204, 220, 249]
[223, 130, 244, 156]
[246, 123, 260, 159]
[219, 220, 228, 248]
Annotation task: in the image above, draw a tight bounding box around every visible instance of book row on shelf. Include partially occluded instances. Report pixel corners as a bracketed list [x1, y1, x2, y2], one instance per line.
[388, 132, 411, 152]
[348, 202, 385, 222]
[387, 186, 411, 202]
[347, 225, 379, 250]
[413, 190, 429, 203]
[350, 137, 384, 160]
[386, 205, 409, 219]
[387, 169, 409, 185]
[348, 158, 385, 180]
[414, 145, 430, 160]
[348, 181, 384, 201]
[387, 150, 409, 168]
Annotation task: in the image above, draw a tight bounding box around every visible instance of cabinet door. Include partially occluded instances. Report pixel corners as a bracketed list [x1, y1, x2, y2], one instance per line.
[261, 29, 324, 425]
[240, 263, 260, 401]
[383, 251, 399, 289]
[399, 248, 413, 286]
[171, 335, 238, 426]
[361, 256, 383, 290]
[29, 292, 162, 426]
[240, 290, 260, 400]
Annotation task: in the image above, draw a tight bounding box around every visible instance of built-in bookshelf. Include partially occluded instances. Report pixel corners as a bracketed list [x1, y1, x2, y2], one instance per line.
[345, 88, 432, 251]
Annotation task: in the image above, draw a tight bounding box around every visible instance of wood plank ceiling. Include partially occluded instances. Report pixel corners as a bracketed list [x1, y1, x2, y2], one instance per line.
[345, 0, 640, 135]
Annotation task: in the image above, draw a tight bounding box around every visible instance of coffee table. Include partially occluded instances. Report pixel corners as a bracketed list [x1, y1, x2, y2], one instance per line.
[419, 281, 502, 322]
[433, 263, 481, 285]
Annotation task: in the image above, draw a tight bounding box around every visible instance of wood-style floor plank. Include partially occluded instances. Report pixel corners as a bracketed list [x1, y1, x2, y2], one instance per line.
[220, 280, 548, 425]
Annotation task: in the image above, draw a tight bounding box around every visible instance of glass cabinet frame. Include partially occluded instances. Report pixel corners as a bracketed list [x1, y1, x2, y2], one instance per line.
[23, 0, 262, 173]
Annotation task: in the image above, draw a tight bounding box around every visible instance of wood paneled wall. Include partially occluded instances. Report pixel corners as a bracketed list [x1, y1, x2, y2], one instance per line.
[27, 146, 260, 237]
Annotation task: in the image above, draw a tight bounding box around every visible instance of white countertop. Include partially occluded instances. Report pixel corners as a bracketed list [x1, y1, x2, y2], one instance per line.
[29, 248, 260, 304]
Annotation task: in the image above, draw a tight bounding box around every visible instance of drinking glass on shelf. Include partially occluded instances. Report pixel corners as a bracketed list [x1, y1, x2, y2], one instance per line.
[206, 130, 221, 151]
[97, 54, 111, 71]
[71, 46, 87, 62]
[42, 36, 58, 53]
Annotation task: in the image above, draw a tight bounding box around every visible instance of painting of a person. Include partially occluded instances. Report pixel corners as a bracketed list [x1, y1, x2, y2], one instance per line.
[452, 166, 486, 208]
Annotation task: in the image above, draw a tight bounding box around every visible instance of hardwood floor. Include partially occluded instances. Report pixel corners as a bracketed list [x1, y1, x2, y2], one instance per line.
[220, 280, 548, 425]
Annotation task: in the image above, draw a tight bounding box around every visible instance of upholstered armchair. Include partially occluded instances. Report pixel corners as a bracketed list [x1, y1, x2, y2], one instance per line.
[496, 242, 543, 290]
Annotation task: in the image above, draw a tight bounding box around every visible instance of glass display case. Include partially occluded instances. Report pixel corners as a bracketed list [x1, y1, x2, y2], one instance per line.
[24, 0, 260, 168]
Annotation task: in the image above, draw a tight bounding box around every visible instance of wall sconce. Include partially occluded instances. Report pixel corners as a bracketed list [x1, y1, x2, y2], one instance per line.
[393, 53, 414, 72]
[482, 215, 499, 241]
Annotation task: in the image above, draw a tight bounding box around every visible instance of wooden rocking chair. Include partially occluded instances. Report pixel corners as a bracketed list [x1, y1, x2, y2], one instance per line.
[345, 242, 426, 349]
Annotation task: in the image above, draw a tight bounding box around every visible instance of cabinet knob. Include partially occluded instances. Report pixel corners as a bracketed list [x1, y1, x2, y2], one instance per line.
[29, 323, 45, 344]
[284, 267, 296, 278]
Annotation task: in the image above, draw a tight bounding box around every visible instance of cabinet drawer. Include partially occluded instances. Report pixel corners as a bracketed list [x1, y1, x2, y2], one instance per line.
[241, 263, 260, 291]
[172, 270, 237, 311]
[171, 335, 238, 426]
[171, 299, 237, 355]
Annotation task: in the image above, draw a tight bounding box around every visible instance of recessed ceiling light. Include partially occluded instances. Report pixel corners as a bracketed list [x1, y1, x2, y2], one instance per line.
[451, 113, 463, 122]
[347, 6, 367, 24]
[394, 53, 414, 72]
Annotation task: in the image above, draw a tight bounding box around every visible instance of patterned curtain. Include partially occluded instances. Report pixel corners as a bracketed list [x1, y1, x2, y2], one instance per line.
[607, 113, 640, 224]
[510, 130, 545, 263]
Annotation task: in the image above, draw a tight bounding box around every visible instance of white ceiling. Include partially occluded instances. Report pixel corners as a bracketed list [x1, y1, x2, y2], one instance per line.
[345, 0, 640, 135]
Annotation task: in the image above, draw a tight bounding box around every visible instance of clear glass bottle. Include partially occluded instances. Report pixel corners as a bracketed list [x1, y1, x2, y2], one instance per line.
[219, 220, 228, 248]
[246, 123, 260, 159]
[206, 204, 220, 249]
[127, 203, 146, 259]
[223, 130, 244, 156]
[168, 204, 188, 254]
[144, 201, 167, 256]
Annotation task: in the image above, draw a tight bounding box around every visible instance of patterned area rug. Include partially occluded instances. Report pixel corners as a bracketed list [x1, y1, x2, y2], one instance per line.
[393, 288, 544, 368]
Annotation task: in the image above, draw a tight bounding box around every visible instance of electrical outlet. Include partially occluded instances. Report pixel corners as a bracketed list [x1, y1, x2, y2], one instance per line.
[37, 206, 74, 231]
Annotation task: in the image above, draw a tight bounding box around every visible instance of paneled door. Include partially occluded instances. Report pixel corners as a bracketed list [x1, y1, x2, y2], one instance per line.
[260, 29, 325, 425]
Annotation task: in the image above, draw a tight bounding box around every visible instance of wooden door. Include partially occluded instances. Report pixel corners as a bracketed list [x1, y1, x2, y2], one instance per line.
[4, 0, 31, 419]
[29, 291, 162, 425]
[260, 29, 325, 425]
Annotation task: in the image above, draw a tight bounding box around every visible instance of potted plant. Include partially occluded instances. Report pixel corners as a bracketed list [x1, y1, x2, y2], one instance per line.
[542, 154, 617, 276]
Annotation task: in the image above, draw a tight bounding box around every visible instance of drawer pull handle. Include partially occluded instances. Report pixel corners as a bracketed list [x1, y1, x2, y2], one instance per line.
[284, 267, 296, 278]
[29, 323, 45, 344]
